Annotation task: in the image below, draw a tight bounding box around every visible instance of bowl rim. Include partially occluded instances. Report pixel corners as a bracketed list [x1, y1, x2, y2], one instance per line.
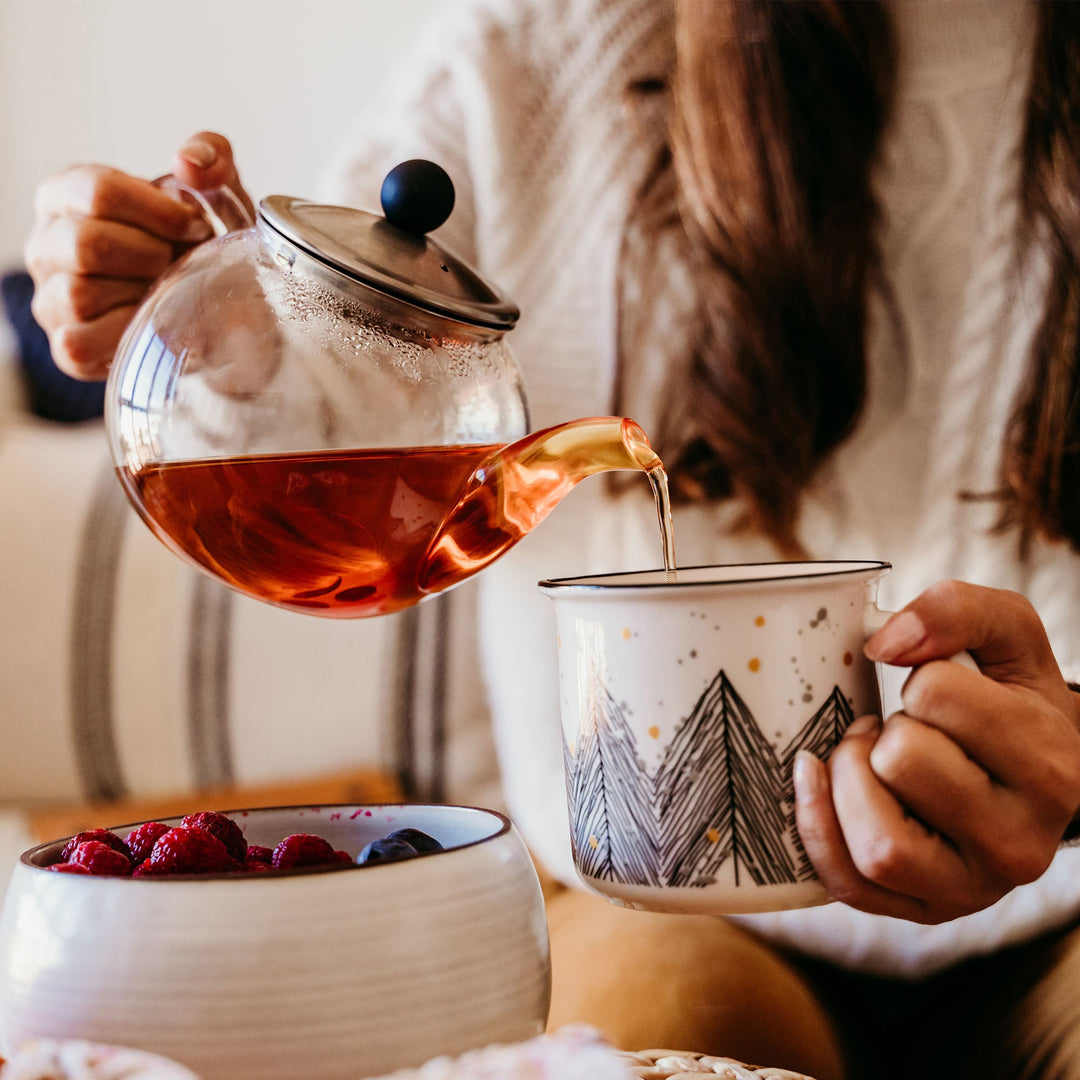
[21, 802, 512, 881]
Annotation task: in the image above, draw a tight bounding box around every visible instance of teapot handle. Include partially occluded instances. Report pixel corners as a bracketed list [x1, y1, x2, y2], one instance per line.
[152, 174, 254, 237]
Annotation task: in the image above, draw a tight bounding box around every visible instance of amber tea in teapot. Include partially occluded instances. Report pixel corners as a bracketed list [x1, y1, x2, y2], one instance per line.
[118, 417, 673, 618]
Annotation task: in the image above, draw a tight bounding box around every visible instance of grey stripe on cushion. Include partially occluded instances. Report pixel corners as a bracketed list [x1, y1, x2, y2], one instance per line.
[187, 575, 235, 788]
[391, 606, 420, 799]
[69, 463, 129, 801]
[393, 594, 450, 803]
[428, 594, 449, 804]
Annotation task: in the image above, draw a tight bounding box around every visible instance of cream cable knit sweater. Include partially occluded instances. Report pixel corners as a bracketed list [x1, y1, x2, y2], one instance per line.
[322, 0, 1080, 977]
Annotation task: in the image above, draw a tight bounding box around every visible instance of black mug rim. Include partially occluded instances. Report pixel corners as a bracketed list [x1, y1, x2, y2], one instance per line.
[538, 559, 892, 592]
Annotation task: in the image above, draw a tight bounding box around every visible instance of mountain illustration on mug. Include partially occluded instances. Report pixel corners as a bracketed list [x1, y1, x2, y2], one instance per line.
[563, 669, 856, 888]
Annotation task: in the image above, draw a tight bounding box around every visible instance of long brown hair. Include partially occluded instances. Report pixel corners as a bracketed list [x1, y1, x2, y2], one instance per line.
[644, 0, 1080, 556]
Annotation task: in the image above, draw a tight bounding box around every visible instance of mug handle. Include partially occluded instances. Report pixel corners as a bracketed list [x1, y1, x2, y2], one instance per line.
[152, 174, 254, 237]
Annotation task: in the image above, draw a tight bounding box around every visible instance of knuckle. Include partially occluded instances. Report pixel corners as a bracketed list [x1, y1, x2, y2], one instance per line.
[924, 578, 967, 609]
[22, 229, 48, 277]
[28, 288, 55, 332]
[65, 275, 97, 322]
[23, 252, 40, 280]
[52, 325, 103, 377]
[72, 219, 110, 272]
[868, 716, 917, 779]
[1003, 588, 1040, 627]
[32, 174, 65, 220]
[900, 667, 941, 718]
[37, 164, 95, 216]
[980, 832, 1052, 886]
[85, 167, 126, 218]
[50, 326, 81, 372]
[1019, 720, 1080, 813]
[68, 162, 107, 183]
[973, 886, 1009, 914]
[850, 829, 908, 884]
[998, 847, 1050, 887]
[1036, 752, 1080, 817]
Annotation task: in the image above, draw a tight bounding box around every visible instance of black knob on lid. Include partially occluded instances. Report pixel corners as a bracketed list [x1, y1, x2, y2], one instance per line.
[380, 159, 455, 235]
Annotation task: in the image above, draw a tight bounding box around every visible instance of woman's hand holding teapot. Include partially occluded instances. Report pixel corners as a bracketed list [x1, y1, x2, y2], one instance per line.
[24, 132, 252, 381]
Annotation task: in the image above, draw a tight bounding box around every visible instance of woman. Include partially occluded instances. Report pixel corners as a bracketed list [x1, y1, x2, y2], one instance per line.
[24, 0, 1080, 1076]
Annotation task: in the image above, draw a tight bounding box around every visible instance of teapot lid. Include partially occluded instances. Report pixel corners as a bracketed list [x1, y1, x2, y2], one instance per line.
[258, 162, 519, 333]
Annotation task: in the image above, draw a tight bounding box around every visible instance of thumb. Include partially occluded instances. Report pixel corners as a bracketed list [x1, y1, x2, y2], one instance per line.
[864, 579, 1058, 681]
[171, 131, 254, 219]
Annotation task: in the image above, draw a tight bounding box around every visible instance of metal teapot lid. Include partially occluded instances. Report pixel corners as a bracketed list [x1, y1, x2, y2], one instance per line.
[257, 160, 519, 332]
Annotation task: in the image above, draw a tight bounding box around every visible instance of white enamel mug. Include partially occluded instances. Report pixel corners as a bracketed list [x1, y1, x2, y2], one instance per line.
[540, 560, 929, 915]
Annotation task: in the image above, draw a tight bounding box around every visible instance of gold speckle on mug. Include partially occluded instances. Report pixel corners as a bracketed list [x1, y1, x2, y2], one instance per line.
[706, 828, 720, 844]
[755, 615, 766, 627]
[622, 627, 632, 640]
[589, 835, 599, 850]
[648, 725, 660, 739]
[748, 657, 761, 672]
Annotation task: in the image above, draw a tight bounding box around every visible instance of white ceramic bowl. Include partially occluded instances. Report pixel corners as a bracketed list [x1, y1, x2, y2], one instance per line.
[0, 804, 550, 1080]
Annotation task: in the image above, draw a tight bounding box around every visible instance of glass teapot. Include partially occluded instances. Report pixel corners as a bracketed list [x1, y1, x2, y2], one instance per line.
[106, 161, 666, 618]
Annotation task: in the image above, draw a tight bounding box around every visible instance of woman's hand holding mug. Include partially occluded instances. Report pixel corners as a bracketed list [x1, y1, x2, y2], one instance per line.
[24, 132, 251, 381]
[795, 580, 1080, 924]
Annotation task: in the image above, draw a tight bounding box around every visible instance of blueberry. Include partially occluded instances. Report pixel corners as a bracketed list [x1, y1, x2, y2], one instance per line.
[380, 160, 455, 235]
[386, 828, 443, 853]
[356, 837, 419, 866]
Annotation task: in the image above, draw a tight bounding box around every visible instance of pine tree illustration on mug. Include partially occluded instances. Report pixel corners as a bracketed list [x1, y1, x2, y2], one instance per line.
[564, 671, 855, 887]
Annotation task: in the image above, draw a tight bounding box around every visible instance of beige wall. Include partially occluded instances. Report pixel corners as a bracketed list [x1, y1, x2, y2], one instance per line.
[0, 0, 439, 267]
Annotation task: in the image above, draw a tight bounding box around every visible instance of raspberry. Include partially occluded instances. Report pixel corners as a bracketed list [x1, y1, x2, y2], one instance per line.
[241, 858, 273, 873]
[271, 833, 337, 870]
[48, 862, 91, 875]
[149, 827, 237, 875]
[180, 811, 247, 862]
[60, 829, 130, 863]
[132, 859, 165, 877]
[69, 840, 132, 877]
[244, 845, 273, 865]
[332, 850, 354, 865]
[124, 822, 171, 864]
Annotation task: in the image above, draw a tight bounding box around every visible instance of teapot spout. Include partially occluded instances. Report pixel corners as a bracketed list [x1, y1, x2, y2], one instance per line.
[418, 417, 661, 595]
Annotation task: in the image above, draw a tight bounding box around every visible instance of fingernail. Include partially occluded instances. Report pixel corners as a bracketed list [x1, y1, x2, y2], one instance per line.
[180, 216, 213, 243]
[865, 609, 927, 663]
[178, 139, 217, 169]
[794, 750, 827, 801]
[844, 714, 881, 738]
